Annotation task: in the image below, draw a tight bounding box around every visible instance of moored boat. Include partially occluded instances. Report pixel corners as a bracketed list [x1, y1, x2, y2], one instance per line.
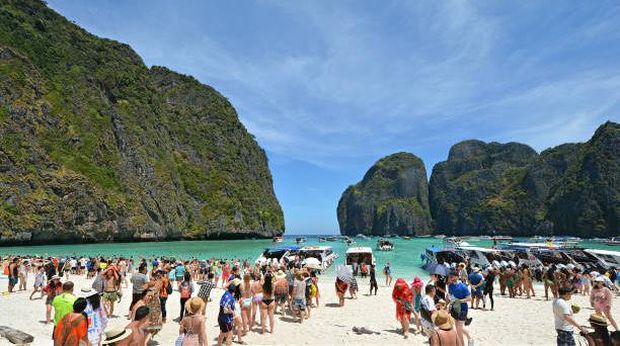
[401, 236, 412, 240]
[295, 236, 305, 244]
[256, 245, 300, 266]
[604, 237, 620, 246]
[299, 246, 338, 270]
[272, 236, 283, 243]
[377, 239, 394, 251]
[345, 247, 375, 267]
[584, 249, 620, 269]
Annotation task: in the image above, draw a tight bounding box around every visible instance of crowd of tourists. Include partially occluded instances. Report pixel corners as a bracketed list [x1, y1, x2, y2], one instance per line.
[387, 258, 620, 346]
[2, 254, 620, 345]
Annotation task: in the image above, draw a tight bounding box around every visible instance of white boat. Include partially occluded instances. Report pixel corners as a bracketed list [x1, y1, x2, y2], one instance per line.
[377, 239, 394, 251]
[255, 245, 300, 266]
[585, 249, 620, 269]
[272, 236, 283, 243]
[434, 234, 446, 239]
[345, 247, 375, 266]
[299, 246, 338, 270]
[295, 236, 305, 244]
[604, 237, 620, 246]
[356, 234, 369, 240]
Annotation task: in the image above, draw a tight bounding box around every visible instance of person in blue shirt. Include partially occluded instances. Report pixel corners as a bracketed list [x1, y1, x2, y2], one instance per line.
[467, 267, 485, 310]
[448, 270, 473, 346]
[218, 281, 238, 346]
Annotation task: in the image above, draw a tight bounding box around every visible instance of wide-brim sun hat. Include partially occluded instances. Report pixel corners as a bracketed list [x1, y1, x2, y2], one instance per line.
[101, 326, 132, 345]
[594, 276, 605, 282]
[432, 310, 454, 330]
[51, 275, 60, 280]
[79, 287, 98, 298]
[185, 297, 205, 315]
[589, 313, 608, 327]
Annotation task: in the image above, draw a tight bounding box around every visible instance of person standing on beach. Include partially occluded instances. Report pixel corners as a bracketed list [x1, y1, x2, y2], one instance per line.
[18, 259, 29, 291]
[30, 265, 46, 300]
[198, 272, 216, 315]
[179, 272, 194, 321]
[482, 268, 496, 311]
[553, 287, 587, 346]
[125, 306, 151, 346]
[53, 297, 89, 346]
[590, 276, 618, 331]
[52, 281, 77, 340]
[447, 271, 473, 346]
[430, 310, 459, 346]
[7, 257, 18, 293]
[82, 287, 108, 346]
[369, 264, 378, 295]
[218, 281, 238, 346]
[44, 275, 63, 324]
[420, 284, 437, 337]
[102, 267, 120, 318]
[130, 264, 149, 313]
[392, 278, 413, 339]
[384, 262, 393, 286]
[467, 268, 484, 310]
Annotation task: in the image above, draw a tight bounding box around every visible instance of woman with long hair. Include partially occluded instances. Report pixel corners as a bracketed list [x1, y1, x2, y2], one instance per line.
[590, 276, 618, 331]
[83, 288, 108, 346]
[250, 272, 263, 329]
[179, 297, 207, 346]
[179, 271, 194, 321]
[239, 273, 253, 334]
[260, 272, 275, 335]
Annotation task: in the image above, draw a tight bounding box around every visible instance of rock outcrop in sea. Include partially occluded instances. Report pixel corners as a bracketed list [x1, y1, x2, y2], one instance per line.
[339, 122, 619, 238]
[0, 0, 284, 244]
[337, 153, 433, 236]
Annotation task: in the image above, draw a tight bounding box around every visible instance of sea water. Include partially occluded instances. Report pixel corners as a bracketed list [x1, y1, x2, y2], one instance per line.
[0, 236, 614, 280]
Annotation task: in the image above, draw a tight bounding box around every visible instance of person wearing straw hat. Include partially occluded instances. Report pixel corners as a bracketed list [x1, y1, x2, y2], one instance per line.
[101, 325, 132, 346]
[586, 313, 612, 346]
[179, 297, 207, 345]
[430, 310, 458, 346]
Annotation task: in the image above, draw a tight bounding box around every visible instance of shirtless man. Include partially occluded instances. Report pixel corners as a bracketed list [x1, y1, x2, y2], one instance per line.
[102, 266, 120, 317]
[126, 305, 151, 346]
[8, 258, 18, 293]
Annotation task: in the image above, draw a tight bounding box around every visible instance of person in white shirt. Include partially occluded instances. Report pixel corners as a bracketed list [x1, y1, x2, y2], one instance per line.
[420, 284, 438, 337]
[553, 287, 587, 346]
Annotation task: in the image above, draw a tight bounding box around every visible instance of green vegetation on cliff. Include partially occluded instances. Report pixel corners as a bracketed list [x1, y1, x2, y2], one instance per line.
[0, 0, 284, 244]
[337, 152, 432, 236]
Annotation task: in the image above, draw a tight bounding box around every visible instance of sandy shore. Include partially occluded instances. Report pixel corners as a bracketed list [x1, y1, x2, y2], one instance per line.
[0, 273, 618, 345]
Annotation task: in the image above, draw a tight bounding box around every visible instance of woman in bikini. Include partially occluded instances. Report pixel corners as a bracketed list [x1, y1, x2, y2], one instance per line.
[250, 272, 263, 329]
[260, 272, 275, 335]
[179, 297, 207, 346]
[521, 265, 535, 298]
[239, 273, 253, 334]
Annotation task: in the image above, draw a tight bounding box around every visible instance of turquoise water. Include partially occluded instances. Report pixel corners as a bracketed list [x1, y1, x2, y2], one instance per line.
[0, 236, 615, 279]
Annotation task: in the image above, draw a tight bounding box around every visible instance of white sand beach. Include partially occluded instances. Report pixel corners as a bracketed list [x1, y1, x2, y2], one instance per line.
[1, 274, 618, 345]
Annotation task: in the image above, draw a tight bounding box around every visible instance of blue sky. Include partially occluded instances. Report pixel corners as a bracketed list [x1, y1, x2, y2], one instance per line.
[48, 1, 620, 235]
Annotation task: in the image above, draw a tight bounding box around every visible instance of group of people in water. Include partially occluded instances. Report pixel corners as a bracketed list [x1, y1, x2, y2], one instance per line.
[3, 253, 620, 346]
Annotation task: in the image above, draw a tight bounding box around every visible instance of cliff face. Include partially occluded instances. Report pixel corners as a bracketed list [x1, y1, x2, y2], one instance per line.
[428, 122, 619, 237]
[337, 153, 432, 236]
[544, 122, 619, 237]
[0, 0, 284, 244]
[341, 122, 619, 237]
[429, 141, 538, 236]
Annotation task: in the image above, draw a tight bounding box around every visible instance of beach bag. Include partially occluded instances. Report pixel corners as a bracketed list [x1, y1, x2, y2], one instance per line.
[400, 299, 414, 313]
[180, 283, 191, 299]
[166, 280, 173, 295]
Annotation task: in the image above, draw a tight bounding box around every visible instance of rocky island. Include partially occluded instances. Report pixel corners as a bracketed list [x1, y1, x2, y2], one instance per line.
[339, 121, 619, 237]
[0, 0, 284, 244]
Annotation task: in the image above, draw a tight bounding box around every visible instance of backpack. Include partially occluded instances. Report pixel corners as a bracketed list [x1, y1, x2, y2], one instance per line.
[166, 280, 173, 295]
[180, 283, 191, 299]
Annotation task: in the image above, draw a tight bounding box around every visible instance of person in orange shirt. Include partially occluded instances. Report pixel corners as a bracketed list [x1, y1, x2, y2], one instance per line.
[54, 297, 89, 346]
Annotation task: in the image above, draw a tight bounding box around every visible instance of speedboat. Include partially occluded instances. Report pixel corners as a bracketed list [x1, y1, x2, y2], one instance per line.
[326, 236, 338, 242]
[434, 234, 446, 239]
[345, 247, 375, 266]
[295, 236, 305, 244]
[401, 236, 412, 240]
[272, 236, 283, 243]
[454, 245, 492, 268]
[561, 248, 605, 271]
[584, 249, 620, 269]
[356, 233, 369, 240]
[299, 246, 338, 270]
[604, 237, 620, 246]
[256, 245, 300, 266]
[421, 245, 467, 271]
[318, 237, 327, 242]
[377, 239, 394, 251]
